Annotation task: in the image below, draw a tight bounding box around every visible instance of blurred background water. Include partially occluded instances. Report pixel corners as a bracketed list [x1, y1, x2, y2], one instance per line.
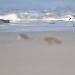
[0, 0, 75, 10]
[0, 0, 75, 32]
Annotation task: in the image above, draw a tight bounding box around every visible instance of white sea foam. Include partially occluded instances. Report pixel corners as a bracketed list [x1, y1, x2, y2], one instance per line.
[0, 10, 74, 24]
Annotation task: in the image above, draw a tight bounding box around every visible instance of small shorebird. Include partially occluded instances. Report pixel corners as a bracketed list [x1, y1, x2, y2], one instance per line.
[17, 33, 31, 40]
[69, 15, 75, 27]
[44, 37, 62, 45]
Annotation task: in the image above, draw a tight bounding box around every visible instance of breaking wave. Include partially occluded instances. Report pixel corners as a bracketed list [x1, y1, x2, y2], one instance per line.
[0, 9, 75, 24]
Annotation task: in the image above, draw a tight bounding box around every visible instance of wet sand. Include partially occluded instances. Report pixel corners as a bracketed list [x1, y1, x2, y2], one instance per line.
[0, 31, 75, 75]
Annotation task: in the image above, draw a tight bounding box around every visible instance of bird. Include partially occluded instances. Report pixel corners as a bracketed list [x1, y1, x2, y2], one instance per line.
[17, 33, 31, 40]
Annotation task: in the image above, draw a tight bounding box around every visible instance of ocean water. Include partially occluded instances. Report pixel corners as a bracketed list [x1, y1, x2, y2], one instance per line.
[0, 0, 75, 32]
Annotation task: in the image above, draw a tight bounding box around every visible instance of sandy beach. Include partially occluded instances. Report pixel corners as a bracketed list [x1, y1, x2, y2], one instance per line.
[0, 31, 75, 75]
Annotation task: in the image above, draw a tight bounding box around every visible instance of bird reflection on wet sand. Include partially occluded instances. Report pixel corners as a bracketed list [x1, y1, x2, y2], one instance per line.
[44, 37, 62, 45]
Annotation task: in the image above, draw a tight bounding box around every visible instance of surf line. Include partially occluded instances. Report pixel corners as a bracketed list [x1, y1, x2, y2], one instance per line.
[0, 13, 75, 24]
